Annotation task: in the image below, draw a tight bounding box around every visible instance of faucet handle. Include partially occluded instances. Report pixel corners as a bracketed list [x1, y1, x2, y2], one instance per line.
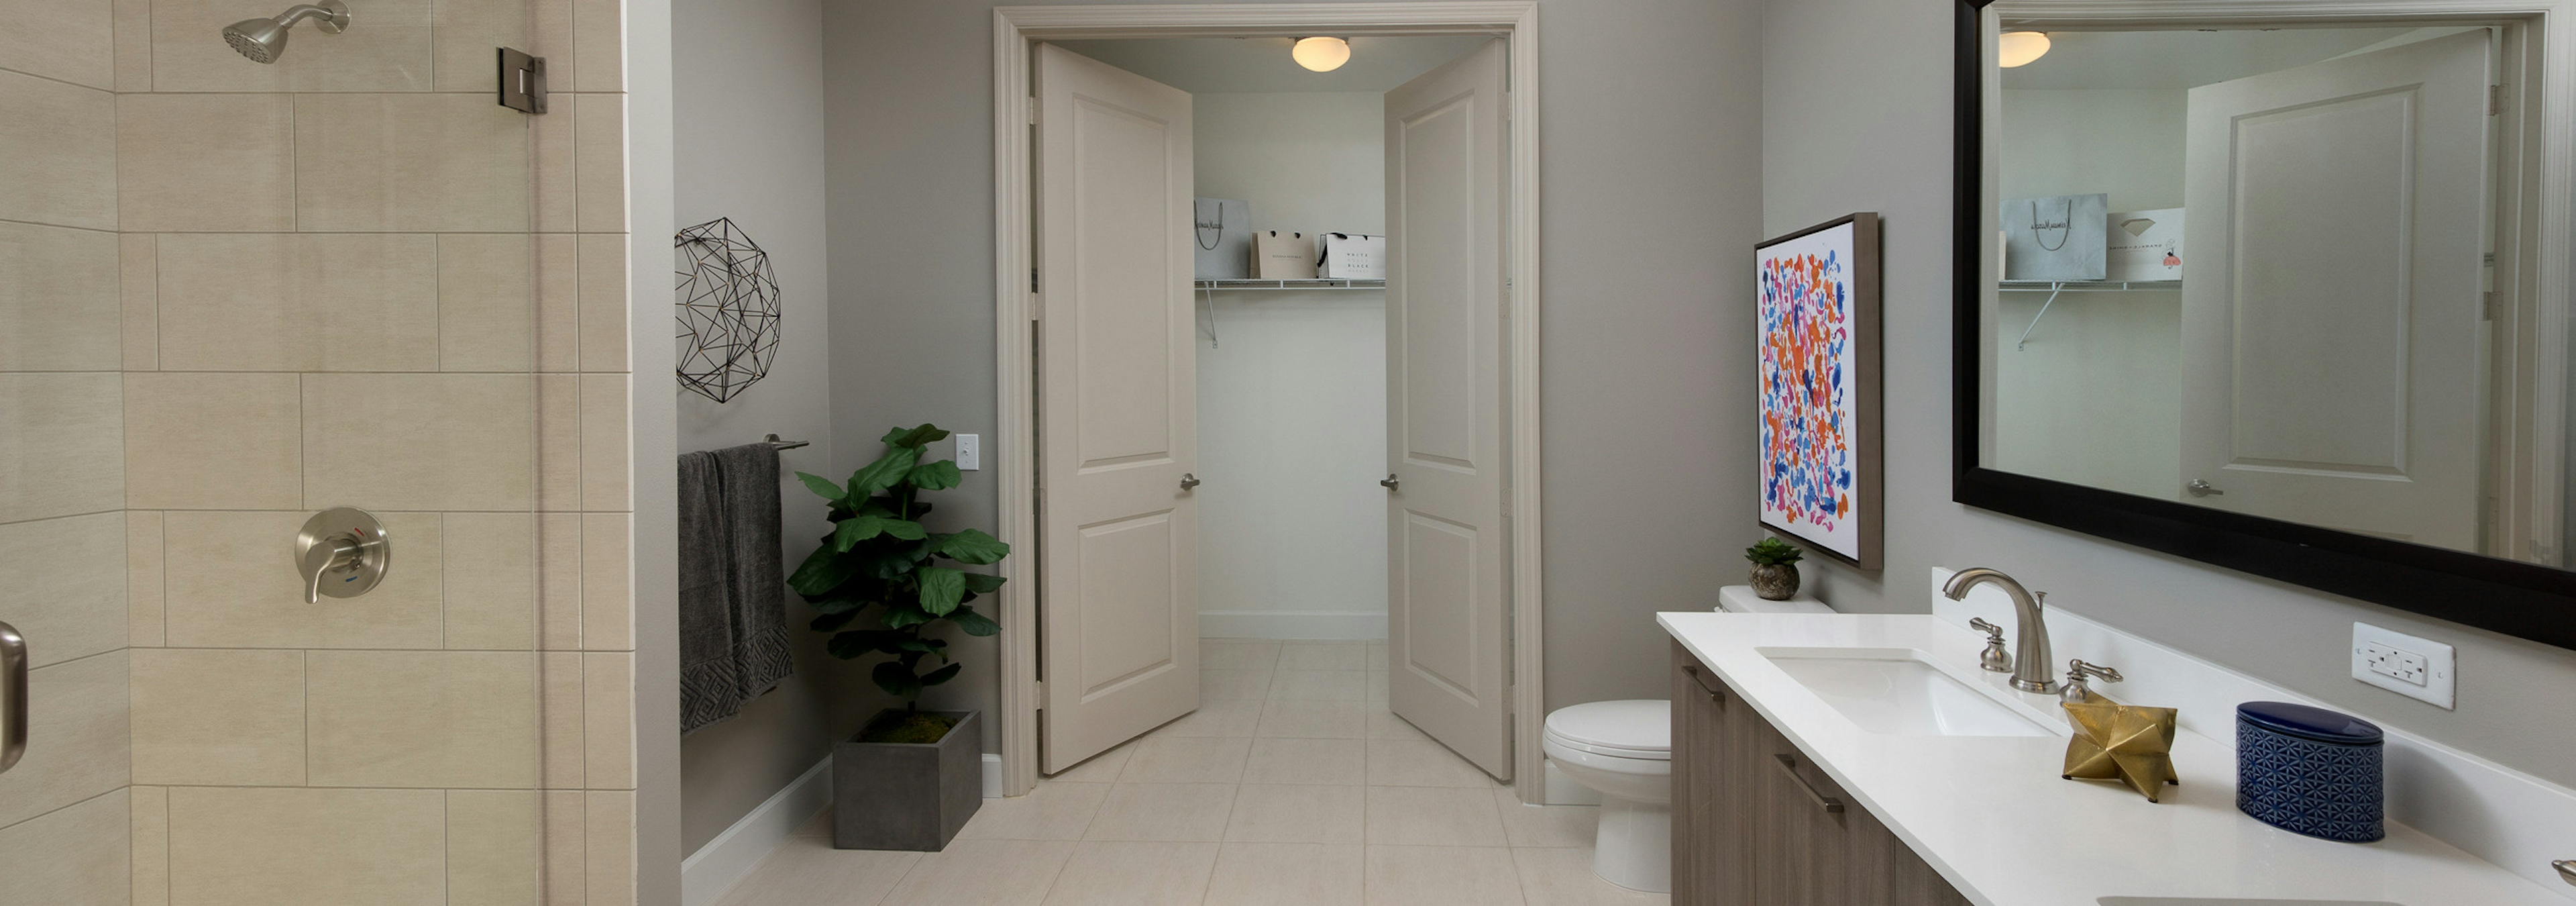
[1967, 619, 2012, 674]
[2061, 659, 2124, 704]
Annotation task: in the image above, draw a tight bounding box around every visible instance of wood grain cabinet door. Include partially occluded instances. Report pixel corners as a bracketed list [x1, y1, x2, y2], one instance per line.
[1672, 642, 1749, 905]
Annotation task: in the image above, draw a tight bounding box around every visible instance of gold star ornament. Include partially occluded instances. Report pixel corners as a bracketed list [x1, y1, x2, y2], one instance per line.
[2061, 700, 2180, 802]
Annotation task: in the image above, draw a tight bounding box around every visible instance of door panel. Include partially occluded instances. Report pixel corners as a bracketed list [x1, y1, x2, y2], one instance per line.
[2180, 31, 2491, 548]
[1036, 43, 1199, 773]
[1385, 38, 1510, 779]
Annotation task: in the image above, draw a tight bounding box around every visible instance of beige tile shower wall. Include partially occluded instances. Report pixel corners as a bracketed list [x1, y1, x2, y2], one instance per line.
[102, 0, 638, 901]
[0, 9, 132, 902]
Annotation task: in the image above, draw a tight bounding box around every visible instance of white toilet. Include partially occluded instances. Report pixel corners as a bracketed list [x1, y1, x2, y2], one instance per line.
[1542, 587, 1835, 893]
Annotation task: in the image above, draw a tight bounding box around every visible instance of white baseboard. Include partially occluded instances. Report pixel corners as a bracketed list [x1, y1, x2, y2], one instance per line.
[681, 752, 1013, 906]
[1199, 609, 1387, 640]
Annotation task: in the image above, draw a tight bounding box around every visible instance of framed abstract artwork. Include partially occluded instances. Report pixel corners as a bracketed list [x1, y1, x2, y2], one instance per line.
[1756, 213, 1882, 568]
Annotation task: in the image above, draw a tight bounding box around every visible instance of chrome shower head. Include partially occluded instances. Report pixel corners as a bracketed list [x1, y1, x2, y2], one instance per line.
[222, 0, 350, 64]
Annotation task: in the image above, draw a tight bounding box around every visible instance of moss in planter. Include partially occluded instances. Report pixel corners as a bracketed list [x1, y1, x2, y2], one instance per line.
[858, 709, 958, 745]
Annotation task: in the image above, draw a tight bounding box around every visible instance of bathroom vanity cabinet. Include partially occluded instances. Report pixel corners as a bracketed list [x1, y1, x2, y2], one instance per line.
[1672, 642, 1970, 906]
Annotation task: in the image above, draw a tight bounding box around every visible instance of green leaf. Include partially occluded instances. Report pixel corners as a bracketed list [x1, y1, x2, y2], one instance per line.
[826, 631, 871, 660]
[871, 661, 922, 699]
[881, 605, 933, 629]
[795, 471, 847, 503]
[808, 595, 867, 614]
[961, 572, 1007, 594]
[930, 530, 1010, 565]
[880, 423, 951, 448]
[809, 610, 860, 632]
[918, 662, 963, 687]
[951, 605, 1001, 637]
[908, 460, 962, 491]
[849, 446, 923, 497]
[787, 546, 857, 597]
[916, 567, 965, 615]
[833, 515, 928, 551]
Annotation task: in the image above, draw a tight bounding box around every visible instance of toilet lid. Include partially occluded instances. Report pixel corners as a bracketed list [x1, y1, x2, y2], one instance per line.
[1544, 700, 1670, 760]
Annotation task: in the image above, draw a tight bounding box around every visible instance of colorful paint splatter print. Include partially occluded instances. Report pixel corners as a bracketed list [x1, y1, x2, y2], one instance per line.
[1758, 248, 1853, 532]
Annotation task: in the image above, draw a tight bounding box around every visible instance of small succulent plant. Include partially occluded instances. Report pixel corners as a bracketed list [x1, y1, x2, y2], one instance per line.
[1745, 537, 1805, 566]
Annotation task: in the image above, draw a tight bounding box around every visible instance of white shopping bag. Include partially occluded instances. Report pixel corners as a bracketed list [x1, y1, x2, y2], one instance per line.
[1193, 198, 1253, 279]
[1252, 231, 1318, 279]
[2000, 193, 2108, 281]
[1315, 233, 1386, 279]
[2105, 208, 2184, 282]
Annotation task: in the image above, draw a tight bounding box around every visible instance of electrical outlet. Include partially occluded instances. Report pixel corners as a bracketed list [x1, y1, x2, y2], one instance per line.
[955, 434, 980, 470]
[2352, 622, 2455, 709]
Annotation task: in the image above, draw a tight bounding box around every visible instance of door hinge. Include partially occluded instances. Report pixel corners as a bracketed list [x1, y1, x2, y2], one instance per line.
[497, 48, 547, 114]
[2483, 290, 2499, 321]
[1033, 679, 1047, 708]
[1029, 99, 1040, 125]
[1030, 292, 1042, 322]
[2490, 84, 2504, 115]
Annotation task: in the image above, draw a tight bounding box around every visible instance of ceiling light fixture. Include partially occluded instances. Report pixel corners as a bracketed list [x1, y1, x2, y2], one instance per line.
[1292, 36, 1350, 72]
[1998, 31, 2051, 68]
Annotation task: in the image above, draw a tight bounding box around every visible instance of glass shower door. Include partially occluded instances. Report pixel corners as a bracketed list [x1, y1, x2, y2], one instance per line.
[0, 0, 568, 901]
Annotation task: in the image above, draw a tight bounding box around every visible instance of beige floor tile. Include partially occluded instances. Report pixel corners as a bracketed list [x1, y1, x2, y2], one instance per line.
[154, 233, 439, 372]
[1366, 708, 1431, 741]
[1042, 740, 1134, 783]
[1509, 847, 1666, 905]
[1118, 736, 1250, 784]
[1203, 842, 1362, 906]
[1155, 698, 1261, 738]
[1084, 783, 1236, 842]
[1224, 784, 1362, 844]
[1368, 670, 1389, 703]
[2, 69, 116, 230]
[306, 650, 539, 788]
[0, 512, 125, 666]
[131, 648, 302, 787]
[712, 834, 918, 906]
[115, 93, 289, 232]
[1368, 642, 1387, 667]
[1495, 791, 1599, 848]
[956, 778, 1108, 841]
[123, 372, 298, 510]
[1364, 845, 1525, 906]
[0, 788, 129, 906]
[1201, 641, 1278, 670]
[1201, 668, 1274, 700]
[1269, 669, 1364, 701]
[0, 373, 121, 522]
[0, 652, 129, 828]
[0, 221, 121, 370]
[790, 807, 831, 836]
[1042, 840, 1217, 906]
[1364, 787, 1507, 847]
[167, 787, 445, 906]
[1278, 642, 1365, 671]
[1256, 699, 1366, 739]
[880, 838, 1074, 906]
[1242, 738, 1365, 786]
[1368, 739, 1500, 788]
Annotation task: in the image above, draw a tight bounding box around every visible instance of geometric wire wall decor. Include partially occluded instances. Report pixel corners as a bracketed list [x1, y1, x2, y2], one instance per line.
[676, 217, 782, 403]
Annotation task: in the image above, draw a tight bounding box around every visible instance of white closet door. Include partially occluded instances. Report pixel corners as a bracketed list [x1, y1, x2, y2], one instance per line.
[1035, 43, 1199, 774]
[1384, 38, 1510, 780]
[2178, 31, 2491, 548]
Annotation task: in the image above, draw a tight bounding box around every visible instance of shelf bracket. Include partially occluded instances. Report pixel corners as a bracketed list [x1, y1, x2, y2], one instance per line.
[2015, 282, 2067, 352]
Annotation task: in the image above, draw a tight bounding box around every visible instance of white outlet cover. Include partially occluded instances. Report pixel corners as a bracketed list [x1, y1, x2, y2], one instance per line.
[954, 434, 980, 471]
[2351, 621, 2455, 709]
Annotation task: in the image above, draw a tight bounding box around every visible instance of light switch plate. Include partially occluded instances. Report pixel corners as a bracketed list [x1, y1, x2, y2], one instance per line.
[2351, 622, 2455, 709]
[955, 434, 980, 470]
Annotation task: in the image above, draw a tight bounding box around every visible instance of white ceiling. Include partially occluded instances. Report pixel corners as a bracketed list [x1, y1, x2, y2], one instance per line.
[1999, 27, 2420, 91]
[1051, 36, 1493, 93]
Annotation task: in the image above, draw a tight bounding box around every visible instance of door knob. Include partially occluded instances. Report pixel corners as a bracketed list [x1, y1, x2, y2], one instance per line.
[1379, 474, 1399, 490]
[2186, 479, 2224, 497]
[296, 507, 392, 605]
[1179, 472, 1201, 491]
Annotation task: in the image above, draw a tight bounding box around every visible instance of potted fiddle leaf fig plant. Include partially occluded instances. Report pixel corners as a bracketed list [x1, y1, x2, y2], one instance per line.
[789, 423, 1008, 852]
[1745, 536, 1805, 601]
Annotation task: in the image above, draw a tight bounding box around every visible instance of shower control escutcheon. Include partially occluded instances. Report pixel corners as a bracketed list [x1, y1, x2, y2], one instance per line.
[297, 507, 392, 605]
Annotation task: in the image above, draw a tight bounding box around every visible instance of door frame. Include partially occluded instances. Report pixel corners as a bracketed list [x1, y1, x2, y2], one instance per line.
[989, 1, 1546, 800]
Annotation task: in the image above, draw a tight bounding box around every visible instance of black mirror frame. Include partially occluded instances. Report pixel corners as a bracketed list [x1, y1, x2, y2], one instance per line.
[1949, 0, 2576, 652]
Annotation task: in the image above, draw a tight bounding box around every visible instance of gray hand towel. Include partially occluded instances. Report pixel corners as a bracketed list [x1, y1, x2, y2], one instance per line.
[679, 444, 796, 734]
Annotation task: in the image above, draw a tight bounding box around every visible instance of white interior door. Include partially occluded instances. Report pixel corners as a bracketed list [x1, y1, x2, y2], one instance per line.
[1384, 38, 1510, 780]
[1036, 44, 1199, 773]
[2179, 31, 2492, 548]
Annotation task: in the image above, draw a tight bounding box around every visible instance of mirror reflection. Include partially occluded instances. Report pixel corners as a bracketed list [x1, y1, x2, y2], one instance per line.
[1980, 19, 2571, 568]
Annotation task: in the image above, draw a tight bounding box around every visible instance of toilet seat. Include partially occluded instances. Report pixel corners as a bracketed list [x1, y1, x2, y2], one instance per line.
[1542, 699, 1670, 761]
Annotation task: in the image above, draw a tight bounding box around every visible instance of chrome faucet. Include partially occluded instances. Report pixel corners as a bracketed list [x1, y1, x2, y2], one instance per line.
[1942, 568, 2059, 694]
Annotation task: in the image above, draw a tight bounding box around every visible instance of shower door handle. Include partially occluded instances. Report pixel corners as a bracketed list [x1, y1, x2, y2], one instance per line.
[0, 620, 25, 774]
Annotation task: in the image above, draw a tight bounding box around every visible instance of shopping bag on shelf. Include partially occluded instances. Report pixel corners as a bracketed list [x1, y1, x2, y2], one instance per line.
[1251, 230, 1318, 280]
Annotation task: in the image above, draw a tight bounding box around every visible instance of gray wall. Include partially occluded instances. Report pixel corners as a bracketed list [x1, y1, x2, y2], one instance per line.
[817, 0, 1772, 742]
[672, 0, 866, 856]
[1762, 0, 2576, 789]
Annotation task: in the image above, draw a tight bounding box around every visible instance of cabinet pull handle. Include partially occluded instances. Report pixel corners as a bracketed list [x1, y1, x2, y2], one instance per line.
[1681, 664, 1725, 706]
[1773, 753, 1844, 813]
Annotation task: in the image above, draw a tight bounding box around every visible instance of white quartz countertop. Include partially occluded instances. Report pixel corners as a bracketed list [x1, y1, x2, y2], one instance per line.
[1658, 611, 2572, 906]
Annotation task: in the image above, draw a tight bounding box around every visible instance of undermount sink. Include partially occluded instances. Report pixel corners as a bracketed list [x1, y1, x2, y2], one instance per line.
[1760, 647, 2055, 738]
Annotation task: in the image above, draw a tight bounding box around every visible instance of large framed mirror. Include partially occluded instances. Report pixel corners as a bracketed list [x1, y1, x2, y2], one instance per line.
[1951, 0, 2576, 650]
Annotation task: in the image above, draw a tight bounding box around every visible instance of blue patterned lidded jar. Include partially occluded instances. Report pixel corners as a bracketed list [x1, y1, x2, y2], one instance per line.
[2236, 701, 2385, 842]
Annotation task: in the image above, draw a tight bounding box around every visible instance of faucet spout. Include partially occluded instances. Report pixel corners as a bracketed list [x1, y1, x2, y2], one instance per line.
[1942, 567, 2060, 694]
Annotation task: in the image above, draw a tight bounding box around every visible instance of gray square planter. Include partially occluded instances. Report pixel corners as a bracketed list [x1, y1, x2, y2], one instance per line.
[832, 709, 982, 851]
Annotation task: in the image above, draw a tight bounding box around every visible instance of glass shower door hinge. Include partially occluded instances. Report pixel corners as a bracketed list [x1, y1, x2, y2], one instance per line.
[498, 47, 547, 114]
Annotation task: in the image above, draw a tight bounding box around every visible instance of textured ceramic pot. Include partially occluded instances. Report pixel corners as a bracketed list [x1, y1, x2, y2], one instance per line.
[833, 709, 982, 851]
[1749, 564, 1801, 601]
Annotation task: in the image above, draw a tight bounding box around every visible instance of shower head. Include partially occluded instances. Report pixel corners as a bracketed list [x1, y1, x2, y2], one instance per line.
[222, 0, 349, 64]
